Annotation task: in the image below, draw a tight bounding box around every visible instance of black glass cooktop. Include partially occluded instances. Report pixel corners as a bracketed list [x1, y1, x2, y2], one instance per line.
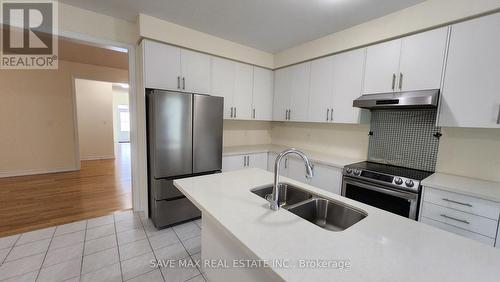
[345, 161, 434, 181]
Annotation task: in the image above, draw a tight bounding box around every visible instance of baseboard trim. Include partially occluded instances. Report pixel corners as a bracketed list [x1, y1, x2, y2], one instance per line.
[80, 155, 115, 161]
[0, 167, 79, 178]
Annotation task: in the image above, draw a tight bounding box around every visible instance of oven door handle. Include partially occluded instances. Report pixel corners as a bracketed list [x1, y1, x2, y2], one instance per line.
[343, 178, 417, 200]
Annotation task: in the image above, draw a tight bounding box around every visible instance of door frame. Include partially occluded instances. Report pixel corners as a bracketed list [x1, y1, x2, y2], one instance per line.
[60, 29, 143, 212]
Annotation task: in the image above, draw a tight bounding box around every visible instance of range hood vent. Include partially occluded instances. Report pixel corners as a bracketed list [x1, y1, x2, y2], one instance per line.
[353, 90, 439, 109]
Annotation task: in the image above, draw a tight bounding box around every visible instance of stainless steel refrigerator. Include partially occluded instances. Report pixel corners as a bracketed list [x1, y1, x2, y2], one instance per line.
[146, 89, 223, 228]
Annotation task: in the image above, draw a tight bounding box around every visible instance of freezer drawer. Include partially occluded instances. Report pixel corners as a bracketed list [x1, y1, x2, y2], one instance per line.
[153, 198, 201, 228]
[152, 178, 184, 201]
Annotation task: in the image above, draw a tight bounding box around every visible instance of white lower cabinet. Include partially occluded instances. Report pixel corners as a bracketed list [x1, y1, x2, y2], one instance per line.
[496, 227, 500, 249]
[420, 187, 500, 247]
[222, 153, 268, 172]
[267, 153, 342, 195]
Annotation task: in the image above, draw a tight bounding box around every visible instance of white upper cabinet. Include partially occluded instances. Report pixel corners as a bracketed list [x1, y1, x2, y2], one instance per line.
[252, 67, 274, 121]
[439, 13, 500, 128]
[180, 49, 211, 94]
[273, 67, 292, 121]
[289, 62, 311, 122]
[308, 56, 334, 123]
[143, 40, 181, 91]
[363, 39, 402, 94]
[211, 57, 235, 119]
[233, 62, 254, 120]
[331, 49, 367, 124]
[399, 27, 449, 92]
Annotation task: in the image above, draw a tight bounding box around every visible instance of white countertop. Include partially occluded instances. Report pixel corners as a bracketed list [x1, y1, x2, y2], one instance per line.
[223, 144, 363, 169]
[175, 169, 500, 282]
[422, 173, 500, 202]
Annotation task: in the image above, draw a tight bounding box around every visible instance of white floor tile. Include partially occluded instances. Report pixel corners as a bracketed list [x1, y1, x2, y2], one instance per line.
[117, 228, 146, 246]
[49, 230, 85, 250]
[85, 224, 115, 241]
[5, 238, 50, 262]
[80, 262, 122, 282]
[63, 276, 81, 282]
[114, 210, 137, 223]
[0, 247, 11, 264]
[84, 234, 117, 256]
[128, 269, 164, 282]
[154, 242, 189, 261]
[82, 247, 119, 274]
[87, 215, 114, 229]
[37, 258, 81, 282]
[0, 253, 44, 280]
[118, 239, 152, 261]
[0, 235, 19, 250]
[115, 218, 142, 233]
[182, 236, 201, 256]
[172, 223, 200, 241]
[143, 222, 172, 238]
[148, 230, 179, 250]
[186, 274, 206, 282]
[120, 252, 156, 281]
[193, 219, 202, 229]
[43, 242, 83, 268]
[16, 227, 55, 246]
[0, 270, 38, 282]
[160, 257, 200, 282]
[54, 220, 87, 236]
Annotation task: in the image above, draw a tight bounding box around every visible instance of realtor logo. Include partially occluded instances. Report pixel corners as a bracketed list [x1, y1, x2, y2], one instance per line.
[1, 0, 58, 69]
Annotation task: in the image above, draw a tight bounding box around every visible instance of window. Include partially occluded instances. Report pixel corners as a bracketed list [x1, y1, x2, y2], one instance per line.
[120, 111, 130, 132]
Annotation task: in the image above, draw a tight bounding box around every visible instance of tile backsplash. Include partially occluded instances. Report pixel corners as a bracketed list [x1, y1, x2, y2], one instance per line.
[368, 109, 441, 172]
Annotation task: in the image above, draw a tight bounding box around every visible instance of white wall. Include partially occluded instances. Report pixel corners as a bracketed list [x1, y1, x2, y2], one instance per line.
[223, 121, 272, 147]
[75, 79, 115, 160]
[275, 0, 500, 67]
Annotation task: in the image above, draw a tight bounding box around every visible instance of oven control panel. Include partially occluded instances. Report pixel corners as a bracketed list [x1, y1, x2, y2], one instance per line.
[343, 168, 420, 192]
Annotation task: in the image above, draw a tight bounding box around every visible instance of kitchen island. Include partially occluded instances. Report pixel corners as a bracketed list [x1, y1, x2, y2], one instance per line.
[174, 169, 500, 282]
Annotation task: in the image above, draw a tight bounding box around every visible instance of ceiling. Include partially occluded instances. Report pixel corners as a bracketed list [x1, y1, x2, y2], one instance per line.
[59, 0, 425, 53]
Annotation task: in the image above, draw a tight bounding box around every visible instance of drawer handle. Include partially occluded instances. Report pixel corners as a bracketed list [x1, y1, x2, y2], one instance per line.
[442, 198, 472, 207]
[440, 214, 470, 225]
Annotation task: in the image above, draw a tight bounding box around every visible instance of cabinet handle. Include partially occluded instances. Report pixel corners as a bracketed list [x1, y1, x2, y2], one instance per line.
[177, 76, 181, 89]
[440, 214, 470, 225]
[285, 109, 288, 120]
[288, 109, 291, 120]
[399, 73, 403, 90]
[442, 198, 472, 207]
[234, 107, 237, 118]
[253, 108, 256, 119]
[326, 109, 330, 121]
[247, 156, 250, 167]
[284, 158, 288, 169]
[230, 107, 234, 118]
[497, 105, 500, 124]
[243, 156, 246, 167]
[391, 74, 396, 90]
[182, 77, 186, 90]
[330, 108, 333, 121]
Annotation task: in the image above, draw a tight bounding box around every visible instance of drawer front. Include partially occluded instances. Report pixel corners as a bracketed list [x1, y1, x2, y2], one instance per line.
[424, 187, 500, 220]
[421, 217, 495, 246]
[152, 178, 184, 201]
[153, 198, 201, 228]
[422, 202, 498, 238]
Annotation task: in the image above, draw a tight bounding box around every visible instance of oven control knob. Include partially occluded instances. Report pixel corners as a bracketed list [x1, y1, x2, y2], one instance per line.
[395, 178, 404, 185]
[353, 169, 361, 176]
[405, 180, 414, 188]
[346, 168, 353, 174]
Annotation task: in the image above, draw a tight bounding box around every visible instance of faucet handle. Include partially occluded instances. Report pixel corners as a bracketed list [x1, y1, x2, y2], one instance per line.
[305, 164, 314, 179]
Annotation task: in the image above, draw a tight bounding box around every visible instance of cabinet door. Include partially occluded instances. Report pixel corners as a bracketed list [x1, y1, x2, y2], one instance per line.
[399, 27, 448, 92]
[233, 62, 253, 120]
[287, 157, 309, 183]
[143, 40, 181, 91]
[211, 57, 235, 119]
[273, 68, 292, 121]
[310, 164, 342, 195]
[248, 153, 268, 170]
[252, 67, 274, 121]
[181, 49, 211, 94]
[289, 62, 311, 122]
[308, 57, 334, 123]
[222, 155, 245, 172]
[331, 49, 368, 124]
[439, 13, 500, 128]
[363, 39, 402, 94]
[496, 225, 500, 249]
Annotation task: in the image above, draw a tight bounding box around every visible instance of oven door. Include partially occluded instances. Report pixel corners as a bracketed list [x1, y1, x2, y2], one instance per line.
[342, 177, 419, 220]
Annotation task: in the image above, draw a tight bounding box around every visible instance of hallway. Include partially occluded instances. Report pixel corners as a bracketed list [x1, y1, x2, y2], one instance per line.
[0, 144, 132, 237]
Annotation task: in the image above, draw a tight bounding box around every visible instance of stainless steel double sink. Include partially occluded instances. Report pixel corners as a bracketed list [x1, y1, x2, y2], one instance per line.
[251, 184, 367, 231]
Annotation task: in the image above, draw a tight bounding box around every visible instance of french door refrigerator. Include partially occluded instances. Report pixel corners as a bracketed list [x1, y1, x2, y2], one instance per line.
[146, 89, 223, 228]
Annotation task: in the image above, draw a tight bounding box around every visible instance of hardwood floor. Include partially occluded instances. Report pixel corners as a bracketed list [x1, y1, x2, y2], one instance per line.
[0, 143, 132, 237]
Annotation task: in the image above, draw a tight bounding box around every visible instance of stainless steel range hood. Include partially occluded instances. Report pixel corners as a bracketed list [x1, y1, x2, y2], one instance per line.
[353, 89, 439, 109]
